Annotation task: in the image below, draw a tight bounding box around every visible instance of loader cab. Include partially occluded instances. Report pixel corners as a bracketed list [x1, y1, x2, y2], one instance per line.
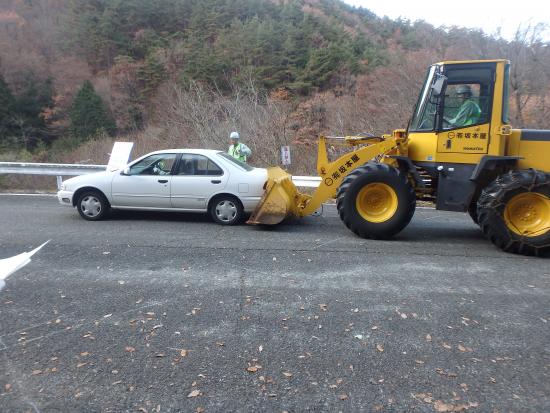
[407, 60, 510, 165]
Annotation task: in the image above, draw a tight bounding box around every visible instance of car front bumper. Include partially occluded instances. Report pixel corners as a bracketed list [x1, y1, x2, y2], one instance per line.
[57, 190, 74, 206]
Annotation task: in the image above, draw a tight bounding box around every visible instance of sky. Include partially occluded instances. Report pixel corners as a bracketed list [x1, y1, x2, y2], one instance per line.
[342, 0, 550, 41]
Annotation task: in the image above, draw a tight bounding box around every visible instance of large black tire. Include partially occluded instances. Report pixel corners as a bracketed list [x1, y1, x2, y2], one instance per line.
[76, 190, 110, 221]
[209, 195, 244, 225]
[336, 162, 416, 239]
[468, 198, 479, 225]
[477, 169, 550, 256]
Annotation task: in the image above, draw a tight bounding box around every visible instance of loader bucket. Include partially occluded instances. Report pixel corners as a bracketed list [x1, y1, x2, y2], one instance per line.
[247, 167, 304, 225]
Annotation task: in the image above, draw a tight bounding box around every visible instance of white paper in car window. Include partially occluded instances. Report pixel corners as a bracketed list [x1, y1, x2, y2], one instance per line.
[107, 142, 134, 171]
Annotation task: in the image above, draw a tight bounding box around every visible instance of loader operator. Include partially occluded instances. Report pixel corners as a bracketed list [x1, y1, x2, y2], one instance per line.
[444, 85, 481, 128]
[228, 131, 252, 163]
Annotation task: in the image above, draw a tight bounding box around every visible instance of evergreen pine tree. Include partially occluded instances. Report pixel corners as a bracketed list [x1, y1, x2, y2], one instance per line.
[70, 80, 116, 140]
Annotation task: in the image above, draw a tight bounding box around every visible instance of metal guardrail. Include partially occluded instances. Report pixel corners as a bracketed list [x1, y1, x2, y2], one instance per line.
[291, 176, 322, 187]
[0, 162, 107, 189]
[0, 162, 321, 189]
[0, 162, 106, 176]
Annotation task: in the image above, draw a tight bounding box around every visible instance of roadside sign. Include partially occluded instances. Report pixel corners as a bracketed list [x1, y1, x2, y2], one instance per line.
[107, 142, 134, 170]
[281, 145, 291, 166]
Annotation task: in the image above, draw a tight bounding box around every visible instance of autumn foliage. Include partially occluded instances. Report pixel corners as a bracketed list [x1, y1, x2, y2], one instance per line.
[0, 0, 549, 182]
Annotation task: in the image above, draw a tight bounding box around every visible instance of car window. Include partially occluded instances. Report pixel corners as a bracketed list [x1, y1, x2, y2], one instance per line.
[129, 153, 177, 175]
[218, 152, 254, 171]
[177, 154, 223, 176]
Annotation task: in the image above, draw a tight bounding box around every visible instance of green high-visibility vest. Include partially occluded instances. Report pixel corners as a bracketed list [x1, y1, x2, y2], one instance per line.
[228, 143, 249, 162]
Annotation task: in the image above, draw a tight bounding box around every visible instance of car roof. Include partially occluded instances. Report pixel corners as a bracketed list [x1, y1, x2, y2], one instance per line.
[146, 149, 224, 156]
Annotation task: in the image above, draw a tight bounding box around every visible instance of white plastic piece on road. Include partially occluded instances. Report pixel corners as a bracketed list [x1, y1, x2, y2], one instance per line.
[0, 240, 50, 291]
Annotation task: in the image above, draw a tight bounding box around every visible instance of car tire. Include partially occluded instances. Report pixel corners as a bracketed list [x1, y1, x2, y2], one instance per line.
[210, 195, 244, 225]
[76, 190, 110, 221]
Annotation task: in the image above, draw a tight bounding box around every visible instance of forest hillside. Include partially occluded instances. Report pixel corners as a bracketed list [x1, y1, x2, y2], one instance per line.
[1, 0, 549, 185]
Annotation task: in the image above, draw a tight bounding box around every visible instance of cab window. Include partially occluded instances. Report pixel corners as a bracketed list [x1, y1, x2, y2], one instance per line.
[441, 65, 494, 130]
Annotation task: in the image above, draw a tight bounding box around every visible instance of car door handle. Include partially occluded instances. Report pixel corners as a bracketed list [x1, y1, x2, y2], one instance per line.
[211, 180, 222, 184]
[158, 179, 168, 184]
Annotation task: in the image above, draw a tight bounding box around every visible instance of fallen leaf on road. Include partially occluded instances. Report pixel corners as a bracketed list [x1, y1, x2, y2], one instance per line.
[283, 372, 293, 378]
[426, 334, 432, 342]
[246, 365, 261, 373]
[31, 370, 42, 376]
[76, 362, 88, 368]
[259, 345, 263, 352]
[458, 344, 473, 352]
[442, 342, 452, 350]
[125, 346, 136, 353]
[187, 389, 201, 398]
[433, 400, 479, 412]
[339, 394, 348, 400]
[319, 304, 328, 311]
[180, 349, 189, 357]
[376, 344, 384, 352]
[5, 384, 12, 391]
[80, 352, 90, 356]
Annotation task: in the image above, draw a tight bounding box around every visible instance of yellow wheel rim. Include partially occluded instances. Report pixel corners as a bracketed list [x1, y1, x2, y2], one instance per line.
[504, 192, 550, 237]
[356, 183, 398, 223]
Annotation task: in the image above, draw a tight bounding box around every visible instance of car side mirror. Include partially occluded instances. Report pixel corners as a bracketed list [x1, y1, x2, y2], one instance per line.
[431, 74, 447, 97]
[121, 166, 131, 175]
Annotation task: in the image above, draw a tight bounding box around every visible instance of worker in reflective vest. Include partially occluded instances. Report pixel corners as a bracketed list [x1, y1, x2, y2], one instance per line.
[228, 131, 252, 163]
[446, 85, 481, 127]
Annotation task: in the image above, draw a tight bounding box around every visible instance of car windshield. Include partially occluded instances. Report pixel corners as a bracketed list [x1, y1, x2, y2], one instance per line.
[218, 152, 254, 171]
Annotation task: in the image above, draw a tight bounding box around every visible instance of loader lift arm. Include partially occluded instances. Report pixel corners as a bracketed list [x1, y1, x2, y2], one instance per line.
[247, 132, 406, 225]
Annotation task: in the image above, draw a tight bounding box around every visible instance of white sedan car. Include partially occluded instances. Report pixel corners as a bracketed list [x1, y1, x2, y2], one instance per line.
[57, 149, 267, 225]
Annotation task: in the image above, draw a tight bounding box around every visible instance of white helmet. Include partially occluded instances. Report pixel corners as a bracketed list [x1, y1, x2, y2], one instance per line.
[230, 131, 240, 140]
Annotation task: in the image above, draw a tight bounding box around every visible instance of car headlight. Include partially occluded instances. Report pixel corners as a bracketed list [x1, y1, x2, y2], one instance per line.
[60, 184, 66, 190]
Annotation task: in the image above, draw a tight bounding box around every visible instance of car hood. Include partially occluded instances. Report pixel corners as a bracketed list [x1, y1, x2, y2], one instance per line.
[61, 170, 117, 189]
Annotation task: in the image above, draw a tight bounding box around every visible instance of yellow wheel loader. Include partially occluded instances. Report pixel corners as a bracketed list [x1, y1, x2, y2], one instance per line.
[248, 60, 550, 256]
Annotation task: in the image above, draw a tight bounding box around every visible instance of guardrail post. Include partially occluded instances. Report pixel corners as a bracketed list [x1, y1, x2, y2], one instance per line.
[56, 176, 62, 190]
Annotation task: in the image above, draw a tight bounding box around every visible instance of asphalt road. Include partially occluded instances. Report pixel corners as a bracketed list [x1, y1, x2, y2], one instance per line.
[0, 195, 548, 412]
